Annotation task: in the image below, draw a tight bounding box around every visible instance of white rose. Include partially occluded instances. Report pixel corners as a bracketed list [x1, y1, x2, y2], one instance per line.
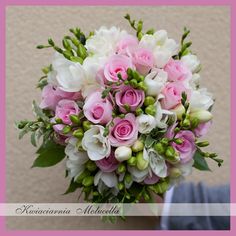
[190, 88, 214, 111]
[94, 171, 118, 195]
[137, 114, 156, 134]
[127, 166, 149, 183]
[143, 148, 167, 178]
[181, 54, 200, 73]
[115, 146, 132, 162]
[65, 137, 89, 179]
[85, 26, 128, 57]
[82, 125, 111, 161]
[144, 68, 168, 96]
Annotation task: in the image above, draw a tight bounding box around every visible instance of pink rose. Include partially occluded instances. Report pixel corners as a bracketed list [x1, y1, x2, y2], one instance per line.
[116, 35, 138, 55]
[103, 55, 135, 83]
[164, 59, 191, 82]
[96, 151, 119, 172]
[161, 82, 190, 110]
[172, 130, 196, 164]
[132, 48, 154, 75]
[194, 121, 212, 138]
[109, 113, 138, 147]
[55, 99, 80, 125]
[40, 84, 82, 110]
[83, 91, 113, 124]
[115, 85, 145, 113]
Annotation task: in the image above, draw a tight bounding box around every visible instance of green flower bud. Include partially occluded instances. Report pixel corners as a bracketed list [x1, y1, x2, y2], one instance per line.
[82, 121, 92, 131]
[196, 141, 209, 147]
[93, 191, 99, 197]
[123, 104, 131, 112]
[190, 110, 213, 123]
[135, 108, 143, 116]
[143, 192, 150, 201]
[75, 169, 90, 183]
[118, 182, 124, 191]
[174, 138, 183, 145]
[86, 160, 97, 172]
[182, 118, 190, 128]
[171, 104, 185, 120]
[130, 79, 138, 88]
[17, 121, 28, 129]
[132, 70, 140, 80]
[124, 80, 129, 85]
[82, 176, 94, 187]
[169, 167, 182, 178]
[137, 81, 147, 91]
[62, 38, 71, 50]
[73, 128, 84, 139]
[136, 151, 149, 170]
[165, 146, 180, 164]
[127, 156, 137, 166]
[62, 125, 71, 134]
[77, 44, 87, 59]
[160, 138, 169, 146]
[55, 117, 63, 124]
[154, 142, 165, 155]
[124, 173, 132, 184]
[132, 140, 144, 152]
[69, 114, 81, 125]
[190, 117, 200, 129]
[144, 96, 155, 106]
[117, 163, 126, 174]
[145, 105, 156, 116]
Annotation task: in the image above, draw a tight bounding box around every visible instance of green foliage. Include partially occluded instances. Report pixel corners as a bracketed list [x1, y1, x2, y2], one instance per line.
[193, 150, 211, 171]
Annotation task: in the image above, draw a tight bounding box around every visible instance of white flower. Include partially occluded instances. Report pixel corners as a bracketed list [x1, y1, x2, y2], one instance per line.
[82, 125, 111, 161]
[140, 30, 179, 68]
[144, 68, 168, 96]
[115, 146, 132, 162]
[137, 114, 156, 134]
[190, 109, 213, 123]
[143, 148, 167, 178]
[65, 137, 89, 179]
[181, 54, 200, 73]
[94, 171, 118, 195]
[189, 73, 201, 89]
[85, 26, 128, 57]
[190, 88, 214, 111]
[128, 166, 149, 183]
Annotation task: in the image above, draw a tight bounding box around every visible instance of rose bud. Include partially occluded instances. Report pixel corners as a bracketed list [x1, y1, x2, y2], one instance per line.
[136, 151, 149, 170]
[131, 140, 144, 152]
[115, 146, 132, 162]
[190, 110, 213, 123]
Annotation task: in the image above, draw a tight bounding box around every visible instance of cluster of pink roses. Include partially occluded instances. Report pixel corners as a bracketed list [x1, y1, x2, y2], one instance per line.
[37, 25, 214, 195]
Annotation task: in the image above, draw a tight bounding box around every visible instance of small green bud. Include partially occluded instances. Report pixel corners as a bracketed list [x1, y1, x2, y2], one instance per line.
[82, 121, 92, 131]
[209, 153, 218, 158]
[17, 121, 28, 129]
[73, 128, 84, 139]
[160, 138, 169, 146]
[135, 108, 143, 116]
[93, 191, 99, 197]
[77, 44, 87, 59]
[55, 117, 63, 124]
[165, 146, 180, 164]
[182, 119, 190, 128]
[131, 140, 144, 152]
[137, 21, 143, 32]
[196, 141, 209, 147]
[124, 80, 129, 85]
[124, 173, 132, 184]
[48, 38, 55, 46]
[137, 81, 147, 91]
[62, 38, 71, 50]
[127, 156, 137, 166]
[143, 192, 150, 201]
[191, 117, 200, 129]
[174, 138, 183, 145]
[136, 151, 149, 170]
[69, 114, 81, 125]
[86, 160, 97, 172]
[75, 169, 90, 183]
[127, 68, 133, 78]
[144, 96, 155, 106]
[145, 105, 156, 116]
[62, 125, 71, 134]
[123, 104, 131, 112]
[130, 79, 138, 88]
[154, 142, 165, 155]
[82, 176, 94, 187]
[171, 104, 185, 120]
[70, 56, 83, 63]
[118, 182, 124, 191]
[117, 163, 126, 174]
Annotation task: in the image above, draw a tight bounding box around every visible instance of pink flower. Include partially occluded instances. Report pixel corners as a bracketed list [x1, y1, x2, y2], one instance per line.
[161, 82, 190, 110]
[132, 48, 154, 75]
[96, 151, 119, 172]
[164, 59, 191, 82]
[109, 113, 138, 147]
[194, 121, 212, 138]
[55, 99, 80, 125]
[40, 84, 82, 110]
[172, 130, 196, 164]
[143, 174, 160, 185]
[83, 91, 113, 124]
[116, 35, 138, 55]
[103, 55, 135, 83]
[115, 85, 145, 113]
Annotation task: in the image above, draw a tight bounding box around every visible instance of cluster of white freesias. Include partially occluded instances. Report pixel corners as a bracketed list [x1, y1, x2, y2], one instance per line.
[40, 26, 214, 196]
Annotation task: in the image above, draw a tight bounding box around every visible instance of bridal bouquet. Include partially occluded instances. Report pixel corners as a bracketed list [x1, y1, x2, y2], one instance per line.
[17, 14, 223, 204]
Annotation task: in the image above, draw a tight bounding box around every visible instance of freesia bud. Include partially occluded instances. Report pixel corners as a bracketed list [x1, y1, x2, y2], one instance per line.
[115, 146, 132, 162]
[70, 114, 81, 125]
[127, 156, 137, 166]
[165, 146, 180, 164]
[117, 163, 126, 174]
[154, 142, 165, 155]
[144, 96, 155, 106]
[171, 104, 185, 120]
[82, 121, 92, 131]
[86, 160, 97, 172]
[190, 110, 213, 123]
[145, 105, 156, 116]
[118, 182, 124, 190]
[73, 128, 84, 139]
[62, 125, 71, 134]
[132, 140, 144, 152]
[82, 176, 94, 187]
[136, 151, 149, 170]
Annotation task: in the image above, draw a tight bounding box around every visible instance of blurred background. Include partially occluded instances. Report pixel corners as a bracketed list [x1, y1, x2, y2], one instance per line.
[6, 6, 230, 230]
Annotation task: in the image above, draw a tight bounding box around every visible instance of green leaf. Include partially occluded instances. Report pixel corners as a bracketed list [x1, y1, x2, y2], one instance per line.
[32, 139, 65, 167]
[193, 150, 211, 171]
[145, 135, 155, 148]
[63, 179, 81, 195]
[32, 101, 49, 122]
[30, 132, 37, 147]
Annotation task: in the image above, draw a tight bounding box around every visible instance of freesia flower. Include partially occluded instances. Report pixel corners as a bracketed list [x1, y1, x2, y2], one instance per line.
[194, 121, 212, 138]
[116, 35, 138, 55]
[82, 125, 111, 161]
[181, 54, 200, 73]
[95, 151, 119, 172]
[137, 114, 156, 134]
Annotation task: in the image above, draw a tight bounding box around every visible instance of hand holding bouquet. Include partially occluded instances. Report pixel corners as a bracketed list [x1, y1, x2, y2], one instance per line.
[17, 14, 223, 204]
